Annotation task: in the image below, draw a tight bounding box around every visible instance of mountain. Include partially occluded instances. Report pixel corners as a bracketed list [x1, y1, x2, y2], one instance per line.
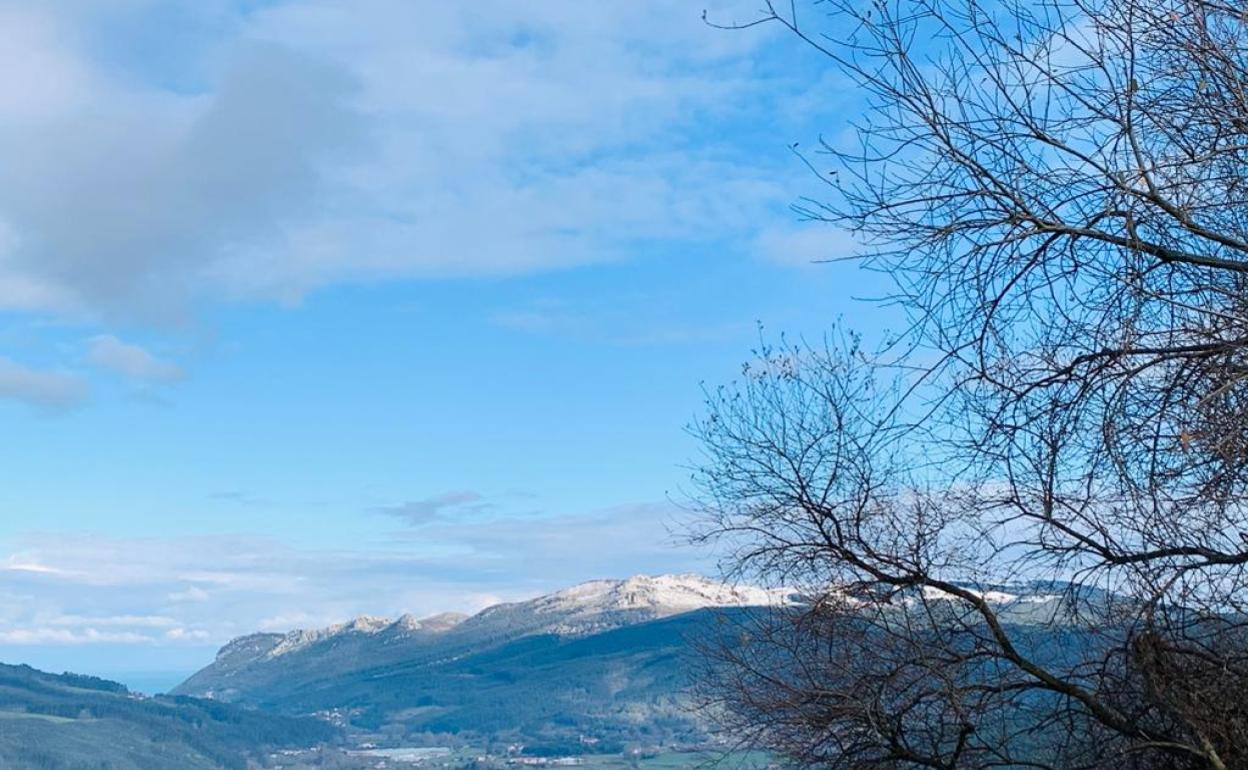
[176, 574, 792, 702]
[174, 574, 793, 748]
[172, 574, 1078, 751]
[0, 662, 337, 770]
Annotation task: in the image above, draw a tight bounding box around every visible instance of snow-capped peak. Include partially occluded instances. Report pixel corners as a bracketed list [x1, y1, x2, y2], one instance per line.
[393, 614, 424, 632]
[265, 612, 461, 658]
[542, 574, 791, 615]
[344, 615, 390, 633]
[222, 575, 788, 662]
[461, 574, 794, 638]
[391, 611, 468, 634]
[919, 585, 1062, 605]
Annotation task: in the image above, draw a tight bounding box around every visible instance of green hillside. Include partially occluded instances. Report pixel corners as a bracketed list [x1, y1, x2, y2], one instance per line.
[303, 609, 721, 745]
[184, 608, 742, 751]
[0, 663, 338, 770]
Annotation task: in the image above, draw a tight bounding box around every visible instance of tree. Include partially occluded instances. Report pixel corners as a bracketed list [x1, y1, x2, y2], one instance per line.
[691, 1, 1248, 768]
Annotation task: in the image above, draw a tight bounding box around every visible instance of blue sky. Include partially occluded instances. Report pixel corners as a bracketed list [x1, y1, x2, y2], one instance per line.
[0, 0, 891, 689]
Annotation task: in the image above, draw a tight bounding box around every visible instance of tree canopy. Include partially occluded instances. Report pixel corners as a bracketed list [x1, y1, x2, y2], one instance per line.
[693, 1, 1248, 767]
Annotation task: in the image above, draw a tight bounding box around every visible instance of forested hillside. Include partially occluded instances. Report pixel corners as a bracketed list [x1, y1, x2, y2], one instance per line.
[0, 663, 337, 770]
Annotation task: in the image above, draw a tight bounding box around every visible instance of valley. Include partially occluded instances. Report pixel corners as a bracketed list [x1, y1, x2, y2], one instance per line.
[0, 574, 1080, 769]
[0, 663, 335, 770]
[263, 745, 778, 770]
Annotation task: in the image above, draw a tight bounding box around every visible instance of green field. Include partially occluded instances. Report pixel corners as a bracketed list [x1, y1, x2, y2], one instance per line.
[0, 710, 77, 724]
[576, 751, 776, 770]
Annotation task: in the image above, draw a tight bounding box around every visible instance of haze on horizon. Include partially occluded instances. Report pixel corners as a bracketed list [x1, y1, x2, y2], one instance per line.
[0, 1, 883, 689]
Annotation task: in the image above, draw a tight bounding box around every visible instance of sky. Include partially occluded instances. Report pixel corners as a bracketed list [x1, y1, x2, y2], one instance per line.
[0, 0, 891, 691]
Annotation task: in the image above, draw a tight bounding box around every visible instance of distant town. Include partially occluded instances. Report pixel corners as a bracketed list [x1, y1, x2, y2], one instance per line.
[264, 744, 779, 770]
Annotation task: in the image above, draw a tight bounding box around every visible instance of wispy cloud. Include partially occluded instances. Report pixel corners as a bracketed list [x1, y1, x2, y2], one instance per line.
[164, 628, 210, 642]
[86, 335, 185, 382]
[0, 502, 709, 647]
[207, 491, 272, 508]
[754, 224, 862, 267]
[167, 586, 210, 603]
[0, 356, 87, 409]
[0, 2, 788, 321]
[0, 628, 156, 645]
[374, 491, 493, 525]
[48, 614, 178, 629]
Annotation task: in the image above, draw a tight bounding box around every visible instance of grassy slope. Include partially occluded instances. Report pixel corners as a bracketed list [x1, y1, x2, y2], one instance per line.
[0, 663, 338, 770]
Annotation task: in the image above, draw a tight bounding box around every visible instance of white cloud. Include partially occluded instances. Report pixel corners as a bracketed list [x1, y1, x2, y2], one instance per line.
[0, 356, 87, 409]
[4, 557, 71, 575]
[48, 614, 177, 629]
[0, 6, 93, 123]
[168, 586, 210, 603]
[257, 611, 326, 632]
[0, 502, 709, 647]
[755, 224, 862, 267]
[164, 627, 210, 642]
[0, 628, 155, 645]
[374, 491, 492, 525]
[406, 503, 700, 582]
[0, 1, 789, 321]
[86, 335, 185, 381]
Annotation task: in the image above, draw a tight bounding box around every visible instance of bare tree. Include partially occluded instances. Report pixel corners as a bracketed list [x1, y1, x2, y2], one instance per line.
[691, 1, 1248, 768]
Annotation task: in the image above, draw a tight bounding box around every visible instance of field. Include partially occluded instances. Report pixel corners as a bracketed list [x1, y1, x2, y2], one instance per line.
[577, 750, 776, 770]
[266, 746, 779, 770]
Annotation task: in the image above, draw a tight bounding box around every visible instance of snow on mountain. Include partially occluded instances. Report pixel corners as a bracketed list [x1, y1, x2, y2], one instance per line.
[392, 611, 468, 634]
[462, 573, 795, 637]
[920, 585, 1062, 605]
[179, 573, 790, 703]
[209, 575, 1069, 667]
[259, 611, 467, 659]
[267, 615, 391, 657]
[220, 574, 790, 663]
[533, 573, 792, 616]
[178, 573, 1076, 709]
[212, 632, 283, 668]
[414, 611, 470, 631]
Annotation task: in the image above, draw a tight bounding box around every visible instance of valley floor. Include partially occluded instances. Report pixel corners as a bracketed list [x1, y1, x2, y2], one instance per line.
[261, 746, 778, 770]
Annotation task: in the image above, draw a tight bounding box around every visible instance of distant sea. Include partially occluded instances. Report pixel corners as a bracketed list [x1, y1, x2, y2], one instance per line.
[103, 670, 193, 695]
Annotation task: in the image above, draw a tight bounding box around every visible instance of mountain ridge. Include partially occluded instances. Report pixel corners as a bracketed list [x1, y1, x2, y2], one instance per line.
[195, 573, 793, 672]
[171, 573, 796, 746]
[172, 573, 1081, 750]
